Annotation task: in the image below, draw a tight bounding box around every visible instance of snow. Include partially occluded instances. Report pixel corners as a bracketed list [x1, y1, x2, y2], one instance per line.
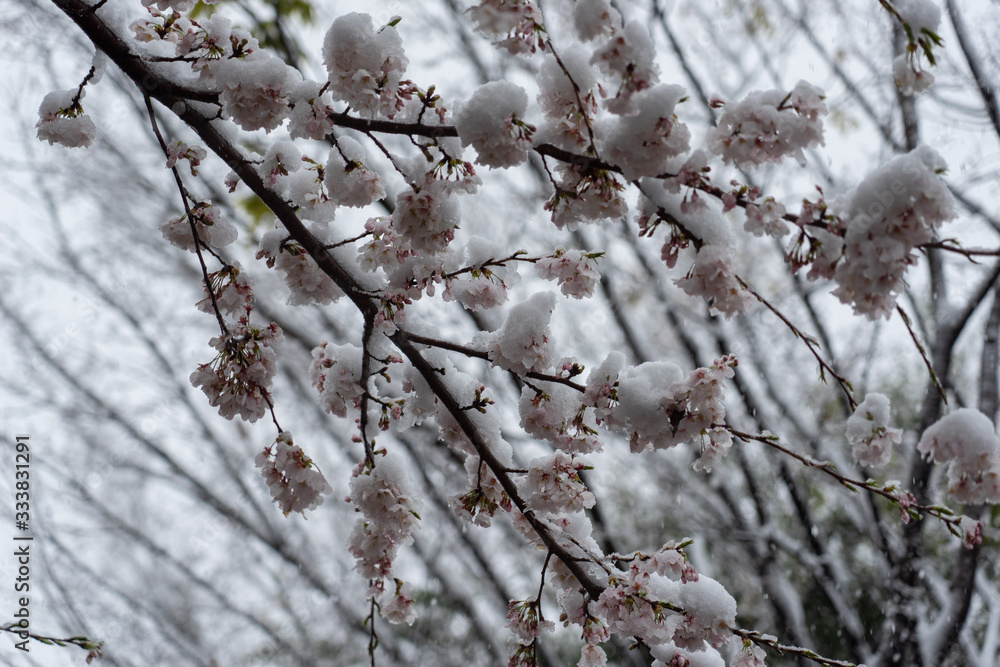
[484, 291, 557, 375]
[832, 146, 955, 319]
[322, 12, 408, 118]
[600, 84, 691, 179]
[454, 80, 533, 168]
[846, 392, 902, 466]
[918, 408, 1000, 504]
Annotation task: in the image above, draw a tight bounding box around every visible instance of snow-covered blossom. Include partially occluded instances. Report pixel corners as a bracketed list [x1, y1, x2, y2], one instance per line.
[893, 54, 934, 95]
[212, 56, 293, 132]
[604, 355, 737, 464]
[36, 89, 97, 148]
[442, 236, 520, 311]
[917, 408, 1000, 504]
[325, 136, 385, 207]
[955, 515, 983, 549]
[283, 168, 337, 223]
[521, 451, 595, 515]
[675, 246, 751, 318]
[309, 342, 364, 418]
[190, 321, 282, 423]
[590, 20, 659, 115]
[347, 452, 422, 595]
[164, 139, 206, 175]
[519, 384, 603, 454]
[467, 0, 544, 55]
[160, 201, 237, 251]
[601, 84, 690, 178]
[257, 225, 343, 305]
[381, 579, 417, 625]
[651, 643, 726, 667]
[595, 573, 675, 644]
[671, 576, 737, 650]
[485, 291, 556, 375]
[358, 216, 410, 272]
[288, 82, 335, 140]
[254, 432, 332, 516]
[197, 262, 253, 316]
[142, 0, 197, 13]
[584, 352, 625, 422]
[454, 81, 534, 168]
[546, 164, 628, 228]
[322, 13, 409, 118]
[831, 146, 955, 319]
[536, 248, 601, 298]
[730, 636, 768, 667]
[574, 0, 621, 41]
[449, 455, 512, 527]
[744, 198, 788, 238]
[846, 393, 902, 466]
[537, 46, 599, 149]
[258, 141, 300, 187]
[392, 186, 460, 255]
[707, 81, 827, 167]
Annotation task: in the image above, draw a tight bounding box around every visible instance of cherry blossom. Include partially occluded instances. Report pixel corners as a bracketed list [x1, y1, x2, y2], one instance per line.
[160, 201, 237, 252]
[211, 55, 294, 133]
[346, 452, 422, 599]
[325, 135, 386, 207]
[309, 342, 364, 419]
[467, 0, 544, 56]
[36, 89, 97, 148]
[189, 321, 282, 423]
[831, 146, 955, 319]
[322, 12, 409, 119]
[454, 81, 534, 168]
[846, 393, 902, 466]
[483, 291, 556, 375]
[536, 248, 601, 299]
[707, 81, 827, 167]
[918, 408, 1000, 504]
[254, 432, 332, 516]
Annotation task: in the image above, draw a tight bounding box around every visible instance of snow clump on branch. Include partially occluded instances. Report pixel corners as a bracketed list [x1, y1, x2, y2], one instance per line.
[831, 145, 955, 319]
[483, 291, 556, 375]
[211, 55, 296, 133]
[322, 12, 409, 119]
[707, 81, 827, 167]
[846, 392, 902, 466]
[36, 89, 98, 148]
[918, 408, 1000, 504]
[600, 84, 691, 179]
[454, 81, 534, 168]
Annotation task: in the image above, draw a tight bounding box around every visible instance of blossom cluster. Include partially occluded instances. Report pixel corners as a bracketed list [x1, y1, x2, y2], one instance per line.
[846, 393, 902, 466]
[828, 146, 955, 319]
[455, 81, 535, 169]
[309, 342, 364, 419]
[467, 0, 545, 55]
[254, 432, 332, 516]
[346, 453, 422, 624]
[189, 320, 282, 423]
[918, 408, 1000, 504]
[535, 248, 601, 298]
[322, 13, 410, 119]
[160, 201, 237, 252]
[707, 81, 827, 167]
